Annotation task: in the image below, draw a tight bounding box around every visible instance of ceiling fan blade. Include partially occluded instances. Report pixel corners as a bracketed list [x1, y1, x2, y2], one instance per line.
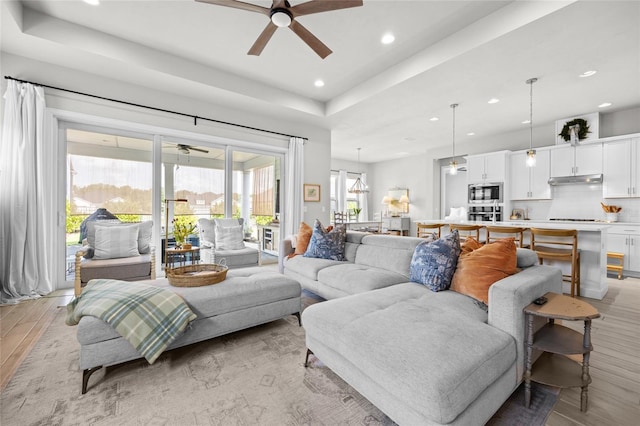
[289, 20, 332, 59]
[189, 146, 209, 153]
[248, 22, 278, 56]
[290, 0, 363, 18]
[195, 0, 270, 16]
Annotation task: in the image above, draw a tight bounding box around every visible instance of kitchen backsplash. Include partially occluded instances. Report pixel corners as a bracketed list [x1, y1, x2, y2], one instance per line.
[511, 184, 640, 223]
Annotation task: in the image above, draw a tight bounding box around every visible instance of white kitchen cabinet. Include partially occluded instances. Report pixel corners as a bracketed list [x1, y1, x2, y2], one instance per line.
[603, 138, 640, 198]
[550, 143, 602, 177]
[607, 225, 640, 273]
[509, 149, 551, 200]
[467, 151, 507, 183]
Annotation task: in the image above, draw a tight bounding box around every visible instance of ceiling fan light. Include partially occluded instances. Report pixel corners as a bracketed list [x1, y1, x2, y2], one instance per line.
[271, 10, 292, 27]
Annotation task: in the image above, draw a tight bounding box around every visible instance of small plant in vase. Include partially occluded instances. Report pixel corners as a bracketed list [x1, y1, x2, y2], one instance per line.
[352, 207, 362, 222]
[172, 218, 196, 249]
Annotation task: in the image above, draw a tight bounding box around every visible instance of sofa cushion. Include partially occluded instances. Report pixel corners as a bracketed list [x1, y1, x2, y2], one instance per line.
[304, 221, 346, 261]
[80, 254, 152, 284]
[94, 224, 140, 260]
[451, 238, 518, 305]
[409, 231, 461, 291]
[517, 248, 538, 268]
[85, 220, 147, 258]
[354, 234, 423, 277]
[317, 263, 410, 294]
[212, 246, 259, 267]
[302, 283, 514, 424]
[283, 255, 344, 281]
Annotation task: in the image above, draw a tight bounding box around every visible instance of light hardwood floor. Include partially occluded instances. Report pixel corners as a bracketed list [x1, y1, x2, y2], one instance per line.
[1, 277, 639, 424]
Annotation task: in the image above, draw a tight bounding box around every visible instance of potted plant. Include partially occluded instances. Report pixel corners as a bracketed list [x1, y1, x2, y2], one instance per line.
[352, 207, 362, 221]
[172, 218, 197, 249]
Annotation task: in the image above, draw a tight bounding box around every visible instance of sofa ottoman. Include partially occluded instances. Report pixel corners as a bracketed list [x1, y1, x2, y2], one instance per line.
[75, 267, 301, 393]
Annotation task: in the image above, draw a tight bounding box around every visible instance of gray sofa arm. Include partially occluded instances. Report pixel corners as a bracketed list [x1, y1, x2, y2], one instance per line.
[278, 237, 294, 274]
[488, 265, 562, 384]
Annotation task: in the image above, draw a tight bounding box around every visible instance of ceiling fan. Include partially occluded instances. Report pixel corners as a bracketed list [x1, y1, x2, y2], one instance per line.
[196, 0, 364, 59]
[175, 144, 209, 154]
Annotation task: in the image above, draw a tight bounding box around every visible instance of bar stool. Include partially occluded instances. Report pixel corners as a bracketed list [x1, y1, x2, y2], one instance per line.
[485, 226, 528, 248]
[416, 223, 444, 239]
[530, 228, 580, 297]
[449, 224, 484, 241]
[606, 252, 624, 280]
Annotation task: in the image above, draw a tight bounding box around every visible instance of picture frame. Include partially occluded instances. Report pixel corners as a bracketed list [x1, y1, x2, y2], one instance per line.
[304, 184, 321, 202]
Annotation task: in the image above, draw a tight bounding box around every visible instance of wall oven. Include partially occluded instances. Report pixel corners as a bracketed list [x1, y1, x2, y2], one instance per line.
[468, 182, 503, 221]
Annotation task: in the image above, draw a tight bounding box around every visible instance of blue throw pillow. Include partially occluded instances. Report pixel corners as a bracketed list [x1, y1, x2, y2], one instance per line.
[410, 230, 461, 291]
[303, 220, 346, 261]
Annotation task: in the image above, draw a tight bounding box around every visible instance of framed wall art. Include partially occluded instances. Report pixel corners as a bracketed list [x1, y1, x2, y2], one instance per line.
[303, 184, 321, 202]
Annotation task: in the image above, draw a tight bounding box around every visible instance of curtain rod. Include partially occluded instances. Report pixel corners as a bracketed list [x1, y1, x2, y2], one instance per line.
[4, 76, 307, 140]
[330, 169, 363, 175]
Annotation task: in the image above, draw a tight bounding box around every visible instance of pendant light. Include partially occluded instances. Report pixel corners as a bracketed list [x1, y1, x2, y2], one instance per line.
[348, 148, 369, 193]
[526, 77, 538, 167]
[449, 103, 459, 175]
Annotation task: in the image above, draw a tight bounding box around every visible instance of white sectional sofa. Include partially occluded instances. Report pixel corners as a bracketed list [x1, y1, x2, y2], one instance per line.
[279, 231, 562, 425]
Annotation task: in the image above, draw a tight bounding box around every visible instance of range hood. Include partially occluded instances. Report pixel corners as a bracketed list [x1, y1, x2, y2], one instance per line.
[548, 174, 603, 186]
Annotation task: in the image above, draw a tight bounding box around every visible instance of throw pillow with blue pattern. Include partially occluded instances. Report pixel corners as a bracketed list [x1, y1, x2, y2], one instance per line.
[410, 230, 461, 291]
[303, 220, 347, 261]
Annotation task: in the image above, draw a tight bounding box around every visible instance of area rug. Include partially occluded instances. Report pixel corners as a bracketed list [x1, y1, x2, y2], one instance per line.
[1, 306, 558, 426]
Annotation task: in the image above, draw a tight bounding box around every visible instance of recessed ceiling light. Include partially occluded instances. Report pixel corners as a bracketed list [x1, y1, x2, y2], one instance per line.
[83, 0, 100, 5]
[467, 132, 475, 136]
[429, 117, 439, 122]
[381, 33, 395, 45]
[579, 70, 597, 78]
[598, 102, 612, 108]
[522, 119, 531, 124]
[488, 98, 500, 104]
[314, 79, 325, 87]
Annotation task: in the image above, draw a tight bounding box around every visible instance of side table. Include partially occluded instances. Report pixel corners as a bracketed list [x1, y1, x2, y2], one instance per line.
[166, 246, 200, 269]
[524, 292, 600, 412]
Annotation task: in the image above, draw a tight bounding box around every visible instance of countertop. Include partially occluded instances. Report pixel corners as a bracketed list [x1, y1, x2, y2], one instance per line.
[415, 219, 620, 231]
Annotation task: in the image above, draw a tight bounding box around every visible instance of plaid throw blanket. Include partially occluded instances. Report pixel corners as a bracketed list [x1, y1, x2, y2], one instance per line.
[66, 279, 197, 364]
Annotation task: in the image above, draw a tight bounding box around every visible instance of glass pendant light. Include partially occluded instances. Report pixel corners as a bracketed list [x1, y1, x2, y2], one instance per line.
[348, 148, 369, 193]
[449, 103, 459, 175]
[526, 78, 538, 167]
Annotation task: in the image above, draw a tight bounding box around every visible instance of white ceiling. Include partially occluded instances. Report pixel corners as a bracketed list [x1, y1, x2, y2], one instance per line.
[2, 1, 639, 163]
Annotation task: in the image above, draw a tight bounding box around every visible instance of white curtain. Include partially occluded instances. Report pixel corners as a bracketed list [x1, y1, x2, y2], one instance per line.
[337, 170, 347, 214]
[359, 172, 369, 221]
[0, 81, 53, 304]
[283, 137, 304, 237]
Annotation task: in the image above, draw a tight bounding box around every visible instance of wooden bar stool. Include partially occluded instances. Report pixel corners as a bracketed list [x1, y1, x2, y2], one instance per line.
[449, 224, 484, 241]
[416, 223, 444, 239]
[607, 252, 624, 280]
[530, 228, 580, 297]
[486, 226, 528, 248]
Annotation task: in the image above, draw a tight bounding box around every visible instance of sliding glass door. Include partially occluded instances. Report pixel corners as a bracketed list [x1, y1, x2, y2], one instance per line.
[62, 122, 286, 283]
[64, 126, 153, 281]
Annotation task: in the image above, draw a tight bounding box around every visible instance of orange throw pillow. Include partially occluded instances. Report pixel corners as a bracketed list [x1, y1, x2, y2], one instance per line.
[451, 238, 518, 305]
[288, 222, 313, 258]
[460, 236, 483, 255]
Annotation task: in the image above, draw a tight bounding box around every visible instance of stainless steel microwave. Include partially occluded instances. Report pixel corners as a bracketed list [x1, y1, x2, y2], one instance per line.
[468, 182, 503, 204]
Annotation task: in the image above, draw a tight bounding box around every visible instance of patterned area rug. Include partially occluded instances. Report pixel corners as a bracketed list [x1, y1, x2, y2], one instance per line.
[1, 298, 558, 425]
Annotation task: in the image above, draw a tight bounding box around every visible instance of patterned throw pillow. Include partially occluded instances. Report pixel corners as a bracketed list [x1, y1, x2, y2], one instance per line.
[303, 220, 346, 261]
[409, 230, 461, 291]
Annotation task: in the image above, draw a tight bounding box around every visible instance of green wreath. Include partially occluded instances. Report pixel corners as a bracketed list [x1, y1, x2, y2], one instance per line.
[558, 118, 591, 141]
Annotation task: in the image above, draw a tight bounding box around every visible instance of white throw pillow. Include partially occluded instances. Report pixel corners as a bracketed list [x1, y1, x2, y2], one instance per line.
[137, 220, 153, 254]
[197, 218, 216, 248]
[94, 224, 140, 259]
[214, 225, 245, 250]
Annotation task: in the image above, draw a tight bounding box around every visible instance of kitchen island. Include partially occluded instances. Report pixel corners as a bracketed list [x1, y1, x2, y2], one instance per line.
[416, 220, 609, 300]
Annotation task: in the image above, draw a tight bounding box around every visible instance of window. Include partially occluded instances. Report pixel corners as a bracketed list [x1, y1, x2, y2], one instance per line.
[330, 170, 361, 217]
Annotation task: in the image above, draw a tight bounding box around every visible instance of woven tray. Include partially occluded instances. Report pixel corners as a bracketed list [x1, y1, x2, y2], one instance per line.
[166, 263, 228, 287]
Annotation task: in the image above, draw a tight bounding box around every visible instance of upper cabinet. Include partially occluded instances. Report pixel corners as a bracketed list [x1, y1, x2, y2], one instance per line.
[509, 149, 551, 200]
[603, 138, 640, 198]
[550, 144, 602, 177]
[467, 151, 507, 183]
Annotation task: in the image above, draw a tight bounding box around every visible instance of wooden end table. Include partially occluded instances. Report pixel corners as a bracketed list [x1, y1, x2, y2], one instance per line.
[524, 292, 600, 412]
